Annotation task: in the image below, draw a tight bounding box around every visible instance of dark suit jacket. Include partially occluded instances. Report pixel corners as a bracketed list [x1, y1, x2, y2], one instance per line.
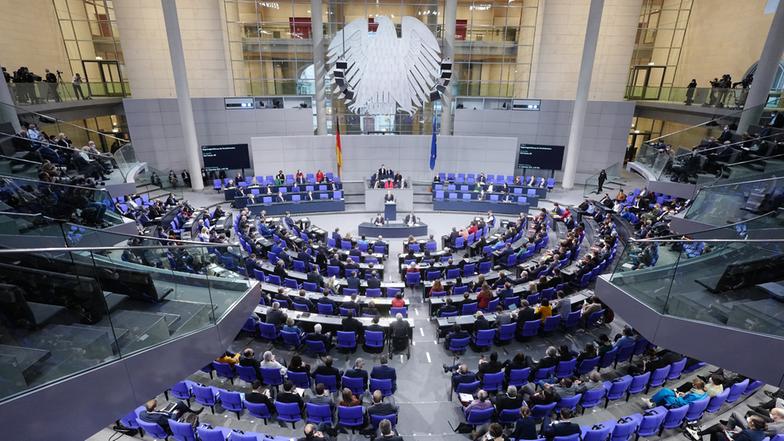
[542, 421, 582, 441]
[341, 317, 364, 335]
[344, 368, 369, 387]
[495, 394, 525, 411]
[266, 309, 287, 327]
[346, 276, 361, 290]
[139, 410, 171, 432]
[370, 365, 397, 387]
[245, 391, 275, 412]
[313, 365, 342, 383]
[366, 278, 381, 289]
[277, 391, 304, 410]
[516, 307, 537, 324]
[474, 317, 491, 331]
[512, 417, 539, 441]
[367, 402, 397, 416]
[306, 332, 331, 348]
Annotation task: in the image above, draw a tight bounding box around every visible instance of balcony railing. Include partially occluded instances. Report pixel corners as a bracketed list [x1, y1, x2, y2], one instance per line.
[6, 81, 130, 106]
[625, 85, 783, 110]
[0, 211, 251, 403]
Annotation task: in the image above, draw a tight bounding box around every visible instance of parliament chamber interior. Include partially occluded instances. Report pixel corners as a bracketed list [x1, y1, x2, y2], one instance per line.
[0, 1, 783, 441]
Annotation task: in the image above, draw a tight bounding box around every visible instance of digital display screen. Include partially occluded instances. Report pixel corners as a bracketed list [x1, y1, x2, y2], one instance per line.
[517, 143, 565, 170]
[201, 143, 250, 170]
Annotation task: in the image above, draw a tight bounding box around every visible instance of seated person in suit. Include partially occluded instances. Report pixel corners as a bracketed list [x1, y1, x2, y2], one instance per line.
[512, 406, 539, 440]
[341, 310, 364, 335]
[438, 297, 458, 316]
[449, 363, 477, 389]
[344, 357, 369, 389]
[542, 409, 581, 441]
[465, 389, 494, 414]
[259, 350, 286, 373]
[384, 191, 395, 202]
[370, 355, 397, 392]
[373, 213, 385, 226]
[245, 380, 275, 413]
[239, 347, 262, 378]
[495, 385, 525, 412]
[312, 355, 342, 386]
[477, 352, 504, 379]
[389, 313, 411, 352]
[367, 389, 398, 418]
[377, 418, 404, 441]
[306, 324, 333, 350]
[266, 302, 287, 327]
[304, 382, 334, 410]
[404, 212, 418, 226]
[139, 399, 202, 434]
[277, 380, 305, 412]
[444, 324, 470, 350]
[282, 317, 305, 338]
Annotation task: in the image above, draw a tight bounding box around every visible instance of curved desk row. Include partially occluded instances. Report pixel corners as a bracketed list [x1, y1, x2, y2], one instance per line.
[433, 182, 547, 199]
[433, 199, 529, 215]
[357, 222, 428, 238]
[247, 199, 345, 215]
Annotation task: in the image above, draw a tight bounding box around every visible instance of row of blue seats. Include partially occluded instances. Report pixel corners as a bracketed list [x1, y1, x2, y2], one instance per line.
[249, 322, 390, 356]
[436, 172, 554, 188]
[463, 378, 763, 440]
[213, 172, 338, 188]
[238, 191, 344, 204]
[434, 191, 536, 203]
[435, 184, 546, 194]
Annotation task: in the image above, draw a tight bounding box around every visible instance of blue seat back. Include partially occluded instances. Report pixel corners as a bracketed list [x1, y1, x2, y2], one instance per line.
[342, 376, 365, 396]
[580, 387, 606, 409]
[628, 371, 651, 395]
[661, 404, 689, 429]
[169, 419, 198, 441]
[370, 377, 393, 396]
[137, 419, 169, 439]
[648, 365, 671, 388]
[530, 402, 556, 419]
[706, 388, 730, 413]
[481, 371, 505, 392]
[521, 319, 540, 337]
[577, 356, 601, 375]
[726, 379, 750, 403]
[338, 405, 365, 427]
[508, 368, 530, 387]
[684, 396, 710, 422]
[275, 401, 302, 423]
[306, 403, 333, 424]
[606, 375, 633, 400]
[314, 374, 339, 392]
[610, 418, 641, 441]
[466, 407, 494, 425]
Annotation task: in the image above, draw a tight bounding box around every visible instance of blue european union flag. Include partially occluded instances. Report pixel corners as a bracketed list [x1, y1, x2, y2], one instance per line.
[429, 115, 437, 170]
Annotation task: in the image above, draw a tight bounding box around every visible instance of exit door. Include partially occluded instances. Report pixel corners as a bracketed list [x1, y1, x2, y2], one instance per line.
[81, 60, 126, 97]
[626, 65, 666, 100]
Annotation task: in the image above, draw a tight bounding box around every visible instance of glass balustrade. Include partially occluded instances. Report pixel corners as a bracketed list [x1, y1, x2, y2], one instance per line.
[625, 86, 783, 110]
[0, 155, 43, 180]
[684, 176, 784, 228]
[0, 175, 124, 227]
[6, 80, 130, 106]
[0, 212, 253, 403]
[609, 220, 784, 339]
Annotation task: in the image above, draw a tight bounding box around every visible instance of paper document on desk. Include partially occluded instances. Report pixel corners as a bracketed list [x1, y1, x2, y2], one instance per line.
[459, 393, 474, 403]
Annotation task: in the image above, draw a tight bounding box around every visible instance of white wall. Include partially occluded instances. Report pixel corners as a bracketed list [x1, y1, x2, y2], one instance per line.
[250, 135, 519, 181]
[114, 0, 231, 99]
[124, 97, 313, 172]
[0, 0, 69, 76]
[530, 0, 642, 101]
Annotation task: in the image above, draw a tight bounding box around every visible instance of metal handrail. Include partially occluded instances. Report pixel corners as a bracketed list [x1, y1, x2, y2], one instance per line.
[645, 105, 750, 145]
[0, 130, 114, 161]
[0, 154, 41, 166]
[0, 244, 239, 253]
[0, 173, 113, 192]
[701, 174, 783, 189]
[625, 210, 779, 243]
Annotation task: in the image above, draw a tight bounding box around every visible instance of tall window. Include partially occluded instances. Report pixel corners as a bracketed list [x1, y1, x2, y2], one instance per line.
[52, 0, 127, 97]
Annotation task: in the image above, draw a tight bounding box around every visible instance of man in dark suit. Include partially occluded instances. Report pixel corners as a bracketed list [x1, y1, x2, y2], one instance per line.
[366, 390, 398, 417]
[438, 298, 458, 316]
[448, 228, 459, 245]
[449, 363, 477, 389]
[307, 268, 324, 286]
[515, 300, 537, 324]
[306, 324, 333, 350]
[344, 357, 369, 389]
[332, 228, 341, 243]
[273, 261, 288, 280]
[373, 213, 385, 226]
[276, 380, 305, 412]
[346, 274, 361, 290]
[341, 310, 363, 335]
[541, 409, 581, 441]
[473, 311, 491, 332]
[312, 355, 342, 386]
[366, 272, 381, 289]
[443, 324, 470, 350]
[403, 212, 417, 226]
[317, 291, 337, 314]
[384, 191, 395, 202]
[244, 380, 275, 413]
[370, 355, 397, 392]
[294, 290, 315, 312]
[496, 385, 525, 411]
[139, 399, 201, 434]
[266, 302, 287, 327]
[477, 352, 504, 379]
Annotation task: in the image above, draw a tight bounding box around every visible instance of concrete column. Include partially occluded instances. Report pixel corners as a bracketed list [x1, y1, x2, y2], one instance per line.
[737, 0, 784, 133]
[439, 0, 457, 135]
[161, 0, 203, 190]
[312, 0, 327, 135]
[562, 0, 604, 189]
[0, 71, 21, 133]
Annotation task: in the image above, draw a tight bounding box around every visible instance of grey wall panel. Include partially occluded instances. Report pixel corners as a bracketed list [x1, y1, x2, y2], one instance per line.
[124, 98, 314, 173]
[250, 135, 519, 182]
[454, 100, 634, 179]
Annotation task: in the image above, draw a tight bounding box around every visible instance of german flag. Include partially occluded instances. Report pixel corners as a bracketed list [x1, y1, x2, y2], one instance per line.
[335, 118, 343, 178]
